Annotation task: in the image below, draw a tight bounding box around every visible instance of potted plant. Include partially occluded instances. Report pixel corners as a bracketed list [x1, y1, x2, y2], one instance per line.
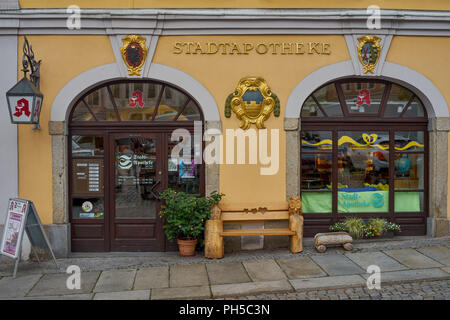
[329, 217, 401, 239]
[159, 188, 223, 257]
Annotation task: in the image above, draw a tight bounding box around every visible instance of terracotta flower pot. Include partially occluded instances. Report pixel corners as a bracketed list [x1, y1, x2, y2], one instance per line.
[177, 238, 197, 257]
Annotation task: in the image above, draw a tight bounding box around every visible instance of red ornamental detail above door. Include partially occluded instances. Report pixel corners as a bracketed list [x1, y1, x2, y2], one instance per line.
[128, 90, 144, 108]
[120, 35, 148, 76]
[356, 89, 371, 107]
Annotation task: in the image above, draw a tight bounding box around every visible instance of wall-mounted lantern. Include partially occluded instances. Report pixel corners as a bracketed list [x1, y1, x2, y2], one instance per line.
[6, 36, 43, 130]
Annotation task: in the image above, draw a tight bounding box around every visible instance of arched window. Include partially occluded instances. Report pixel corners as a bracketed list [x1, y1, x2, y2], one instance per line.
[70, 80, 203, 123]
[300, 79, 428, 236]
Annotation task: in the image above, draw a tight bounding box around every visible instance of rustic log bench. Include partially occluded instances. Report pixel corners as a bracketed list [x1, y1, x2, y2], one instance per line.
[204, 196, 303, 259]
[314, 232, 353, 253]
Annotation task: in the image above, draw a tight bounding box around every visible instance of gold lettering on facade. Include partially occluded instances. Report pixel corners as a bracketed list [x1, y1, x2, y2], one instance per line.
[172, 41, 332, 55]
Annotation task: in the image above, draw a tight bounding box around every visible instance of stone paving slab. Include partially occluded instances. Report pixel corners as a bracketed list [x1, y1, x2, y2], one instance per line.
[170, 264, 209, 288]
[94, 290, 150, 300]
[276, 256, 326, 279]
[417, 246, 450, 266]
[151, 286, 211, 300]
[442, 267, 450, 274]
[345, 252, 408, 272]
[290, 275, 366, 291]
[211, 280, 293, 298]
[361, 268, 450, 283]
[384, 249, 443, 269]
[20, 294, 94, 300]
[134, 267, 169, 290]
[27, 271, 100, 297]
[206, 262, 251, 285]
[0, 274, 43, 298]
[310, 254, 364, 276]
[93, 269, 136, 293]
[243, 259, 286, 282]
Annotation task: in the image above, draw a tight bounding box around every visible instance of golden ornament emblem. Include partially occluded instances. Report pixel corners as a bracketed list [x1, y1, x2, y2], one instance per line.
[225, 77, 280, 130]
[357, 35, 382, 74]
[120, 35, 148, 76]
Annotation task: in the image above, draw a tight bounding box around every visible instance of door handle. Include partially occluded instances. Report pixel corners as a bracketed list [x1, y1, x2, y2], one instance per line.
[149, 180, 161, 200]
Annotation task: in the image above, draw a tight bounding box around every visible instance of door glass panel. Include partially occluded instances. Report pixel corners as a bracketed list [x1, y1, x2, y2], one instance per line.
[301, 153, 332, 190]
[342, 82, 385, 114]
[338, 131, 389, 213]
[72, 135, 104, 156]
[301, 131, 332, 152]
[313, 83, 343, 117]
[72, 197, 104, 219]
[395, 153, 424, 190]
[114, 136, 159, 218]
[167, 134, 201, 195]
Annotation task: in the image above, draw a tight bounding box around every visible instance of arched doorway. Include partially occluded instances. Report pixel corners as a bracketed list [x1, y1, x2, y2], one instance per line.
[300, 79, 428, 236]
[68, 79, 204, 252]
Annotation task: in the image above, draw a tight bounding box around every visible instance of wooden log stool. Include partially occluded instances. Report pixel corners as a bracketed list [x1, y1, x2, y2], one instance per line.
[314, 232, 353, 253]
[205, 196, 303, 259]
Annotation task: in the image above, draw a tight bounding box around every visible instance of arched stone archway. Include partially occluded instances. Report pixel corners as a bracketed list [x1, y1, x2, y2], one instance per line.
[284, 60, 450, 237]
[49, 63, 221, 255]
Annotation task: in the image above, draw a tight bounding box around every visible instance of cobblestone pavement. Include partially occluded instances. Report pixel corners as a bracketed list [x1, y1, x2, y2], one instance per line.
[218, 279, 450, 300]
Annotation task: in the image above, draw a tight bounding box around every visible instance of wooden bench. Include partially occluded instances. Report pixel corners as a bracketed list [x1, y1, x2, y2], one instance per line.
[204, 196, 303, 259]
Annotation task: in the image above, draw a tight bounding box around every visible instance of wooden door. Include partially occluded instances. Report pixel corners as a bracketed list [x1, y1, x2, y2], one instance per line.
[109, 132, 165, 251]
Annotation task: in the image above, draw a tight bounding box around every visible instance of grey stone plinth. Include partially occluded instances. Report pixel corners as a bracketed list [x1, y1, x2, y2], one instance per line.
[206, 262, 251, 285]
[151, 286, 211, 300]
[47, 224, 70, 258]
[134, 267, 169, 289]
[94, 269, 136, 293]
[345, 252, 408, 272]
[276, 256, 326, 279]
[384, 249, 443, 269]
[94, 290, 150, 300]
[290, 275, 366, 291]
[310, 254, 364, 276]
[243, 259, 286, 281]
[212, 280, 293, 298]
[169, 264, 209, 287]
[28, 271, 100, 297]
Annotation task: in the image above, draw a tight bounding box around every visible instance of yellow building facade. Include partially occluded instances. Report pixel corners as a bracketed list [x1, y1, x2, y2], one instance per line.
[1, 0, 449, 256]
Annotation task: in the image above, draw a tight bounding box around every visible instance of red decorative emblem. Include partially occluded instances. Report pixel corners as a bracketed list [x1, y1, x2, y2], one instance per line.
[356, 89, 371, 106]
[13, 98, 31, 118]
[120, 35, 148, 76]
[128, 90, 144, 108]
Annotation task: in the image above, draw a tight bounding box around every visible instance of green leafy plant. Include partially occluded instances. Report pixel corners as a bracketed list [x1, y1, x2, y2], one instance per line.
[369, 218, 387, 236]
[159, 188, 224, 246]
[329, 222, 347, 232]
[385, 221, 401, 232]
[344, 217, 364, 239]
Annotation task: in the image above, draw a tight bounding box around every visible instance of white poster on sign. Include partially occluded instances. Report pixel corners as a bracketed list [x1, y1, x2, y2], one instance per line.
[0, 199, 27, 259]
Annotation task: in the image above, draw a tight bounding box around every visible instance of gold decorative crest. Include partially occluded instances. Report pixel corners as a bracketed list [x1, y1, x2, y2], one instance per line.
[357, 35, 382, 74]
[225, 77, 280, 130]
[120, 35, 148, 76]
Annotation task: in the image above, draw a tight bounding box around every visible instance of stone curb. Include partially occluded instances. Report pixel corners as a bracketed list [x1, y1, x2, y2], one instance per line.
[211, 280, 293, 298]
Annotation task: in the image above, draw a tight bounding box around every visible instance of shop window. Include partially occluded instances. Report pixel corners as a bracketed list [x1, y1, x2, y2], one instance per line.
[300, 79, 427, 221]
[70, 81, 202, 123]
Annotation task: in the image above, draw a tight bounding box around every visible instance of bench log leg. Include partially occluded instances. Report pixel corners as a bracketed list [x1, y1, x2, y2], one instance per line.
[289, 214, 304, 253]
[204, 219, 224, 259]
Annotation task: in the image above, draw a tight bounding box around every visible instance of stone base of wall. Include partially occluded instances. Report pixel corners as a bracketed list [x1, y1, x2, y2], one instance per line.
[428, 217, 450, 237]
[46, 224, 71, 258]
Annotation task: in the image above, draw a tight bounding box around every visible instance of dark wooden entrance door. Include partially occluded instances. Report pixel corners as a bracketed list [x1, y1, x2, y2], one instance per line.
[110, 133, 165, 251]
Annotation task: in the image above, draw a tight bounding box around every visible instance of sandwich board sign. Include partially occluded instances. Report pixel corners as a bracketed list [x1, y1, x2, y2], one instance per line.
[1, 198, 57, 278]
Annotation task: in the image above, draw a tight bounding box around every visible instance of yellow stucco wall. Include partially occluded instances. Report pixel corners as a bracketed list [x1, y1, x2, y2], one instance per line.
[153, 35, 349, 207]
[17, 35, 115, 224]
[385, 36, 450, 219]
[18, 0, 450, 10]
